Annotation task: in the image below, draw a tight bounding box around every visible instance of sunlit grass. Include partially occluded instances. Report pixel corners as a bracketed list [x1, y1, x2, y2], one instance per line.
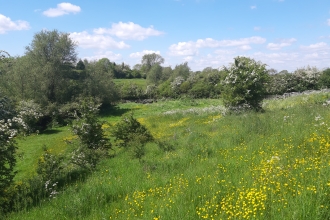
[7, 93, 330, 219]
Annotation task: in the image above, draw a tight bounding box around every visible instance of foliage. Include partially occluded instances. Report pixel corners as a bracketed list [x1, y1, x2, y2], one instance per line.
[172, 62, 190, 80]
[292, 65, 321, 91]
[112, 113, 153, 147]
[25, 29, 77, 103]
[0, 119, 17, 209]
[147, 63, 163, 85]
[145, 84, 157, 99]
[189, 81, 213, 98]
[12, 100, 43, 135]
[83, 61, 119, 105]
[36, 147, 64, 198]
[318, 68, 330, 88]
[71, 97, 111, 169]
[221, 56, 269, 111]
[119, 83, 144, 100]
[141, 53, 164, 73]
[76, 59, 85, 70]
[0, 94, 16, 121]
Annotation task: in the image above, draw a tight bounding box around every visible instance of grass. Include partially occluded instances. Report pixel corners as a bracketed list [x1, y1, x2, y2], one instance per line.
[6, 92, 330, 219]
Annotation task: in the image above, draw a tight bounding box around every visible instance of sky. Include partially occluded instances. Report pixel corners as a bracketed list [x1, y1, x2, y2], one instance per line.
[1, 0, 330, 72]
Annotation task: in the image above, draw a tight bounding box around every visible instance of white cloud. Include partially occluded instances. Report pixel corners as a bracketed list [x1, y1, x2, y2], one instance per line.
[304, 53, 319, 59]
[169, 36, 265, 56]
[254, 26, 261, 31]
[266, 38, 297, 50]
[43, 2, 81, 17]
[83, 51, 122, 61]
[129, 50, 160, 59]
[300, 42, 328, 50]
[214, 49, 236, 55]
[0, 14, 30, 34]
[93, 22, 164, 40]
[251, 5, 257, 9]
[169, 41, 199, 56]
[327, 19, 330, 26]
[239, 45, 252, 50]
[70, 31, 129, 49]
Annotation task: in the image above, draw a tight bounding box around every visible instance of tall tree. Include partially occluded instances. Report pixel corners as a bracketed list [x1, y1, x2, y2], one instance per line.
[147, 63, 163, 85]
[173, 62, 190, 80]
[25, 30, 77, 103]
[141, 53, 164, 73]
[76, 59, 85, 70]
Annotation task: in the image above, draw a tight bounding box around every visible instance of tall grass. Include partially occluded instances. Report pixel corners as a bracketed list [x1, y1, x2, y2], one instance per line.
[6, 93, 330, 219]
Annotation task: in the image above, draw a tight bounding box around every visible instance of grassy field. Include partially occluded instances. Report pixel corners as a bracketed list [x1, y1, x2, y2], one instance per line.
[7, 92, 330, 219]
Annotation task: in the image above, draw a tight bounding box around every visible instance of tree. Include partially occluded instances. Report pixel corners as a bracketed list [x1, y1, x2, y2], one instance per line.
[0, 86, 17, 211]
[141, 53, 164, 73]
[76, 59, 85, 70]
[319, 68, 330, 88]
[172, 62, 190, 80]
[83, 59, 119, 106]
[221, 56, 269, 111]
[25, 30, 77, 103]
[147, 63, 163, 85]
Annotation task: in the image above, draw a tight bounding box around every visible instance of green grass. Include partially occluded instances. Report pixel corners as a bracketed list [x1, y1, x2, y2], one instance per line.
[6, 93, 330, 219]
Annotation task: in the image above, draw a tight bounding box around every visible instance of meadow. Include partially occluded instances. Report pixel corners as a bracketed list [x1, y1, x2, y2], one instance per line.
[6, 92, 330, 219]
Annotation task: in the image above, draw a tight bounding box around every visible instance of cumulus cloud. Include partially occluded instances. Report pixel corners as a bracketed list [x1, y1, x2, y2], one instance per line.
[169, 36, 265, 56]
[93, 22, 164, 40]
[0, 14, 30, 34]
[83, 51, 122, 61]
[129, 50, 161, 58]
[43, 2, 81, 17]
[70, 31, 129, 49]
[250, 6, 257, 9]
[300, 42, 328, 50]
[169, 41, 199, 56]
[266, 38, 297, 50]
[239, 45, 252, 50]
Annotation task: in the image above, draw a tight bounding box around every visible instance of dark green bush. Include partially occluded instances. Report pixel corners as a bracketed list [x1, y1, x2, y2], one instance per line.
[112, 113, 153, 148]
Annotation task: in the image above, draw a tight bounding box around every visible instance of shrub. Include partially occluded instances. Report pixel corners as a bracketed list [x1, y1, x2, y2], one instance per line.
[112, 113, 153, 148]
[221, 56, 269, 111]
[36, 147, 64, 198]
[0, 119, 17, 213]
[12, 100, 43, 135]
[70, 97, 111, 169]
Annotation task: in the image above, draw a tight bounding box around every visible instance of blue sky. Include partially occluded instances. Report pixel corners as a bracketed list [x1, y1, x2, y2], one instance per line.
[1, 0, 330, 71]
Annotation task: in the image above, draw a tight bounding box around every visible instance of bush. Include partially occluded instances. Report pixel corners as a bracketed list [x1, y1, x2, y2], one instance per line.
[70, 97, 111, 169]
[112, 113, 153, 148]
[12, 100, 43, 135]
[0, 119, 17, 213]
[221, 56, 269, 111]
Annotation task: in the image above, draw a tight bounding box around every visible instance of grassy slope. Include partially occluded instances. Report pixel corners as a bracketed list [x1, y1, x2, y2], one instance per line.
[8, 93, 330, 219]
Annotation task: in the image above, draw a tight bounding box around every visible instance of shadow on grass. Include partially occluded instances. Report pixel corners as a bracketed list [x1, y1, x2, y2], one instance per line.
[100, 105, 131, 117]
[40, 129, 62, 135]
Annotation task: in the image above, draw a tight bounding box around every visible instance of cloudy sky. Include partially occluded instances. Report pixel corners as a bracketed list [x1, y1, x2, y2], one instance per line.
[1, 0, 330, 71]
